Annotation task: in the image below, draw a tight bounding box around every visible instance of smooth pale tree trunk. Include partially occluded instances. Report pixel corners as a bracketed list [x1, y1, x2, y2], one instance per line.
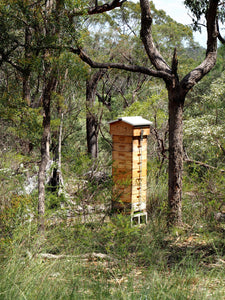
[38, 0, 59, 232]
[168, 91, 184, 226]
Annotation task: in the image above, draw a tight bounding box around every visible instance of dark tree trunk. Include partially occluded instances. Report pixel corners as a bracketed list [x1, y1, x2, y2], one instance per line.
[72, 0, 218, 226]
[22, 71, 31, 106]
[86, 70, 106, 159]
[86, 112, 98, 158]
[38, 99, 50, 232]
[22, 27, 32, 106]
[49, 113, 64, 194]
[168, 89, 184, 226]
[38, 74, 57, 232]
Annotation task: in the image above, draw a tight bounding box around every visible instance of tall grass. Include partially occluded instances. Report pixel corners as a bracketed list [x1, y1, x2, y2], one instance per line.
[1, 216, 225, 300]
[1, 156, 225, 299]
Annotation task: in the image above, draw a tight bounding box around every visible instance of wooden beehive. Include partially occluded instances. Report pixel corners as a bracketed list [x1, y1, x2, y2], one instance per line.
[109, 116, 151, 221]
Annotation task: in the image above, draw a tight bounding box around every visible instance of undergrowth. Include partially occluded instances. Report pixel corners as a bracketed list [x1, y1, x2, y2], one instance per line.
[1, 155, 225, 299]
[1, 214, 225, 300]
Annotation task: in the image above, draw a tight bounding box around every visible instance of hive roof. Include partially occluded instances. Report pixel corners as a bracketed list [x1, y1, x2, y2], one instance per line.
[109, 116, 152, 126]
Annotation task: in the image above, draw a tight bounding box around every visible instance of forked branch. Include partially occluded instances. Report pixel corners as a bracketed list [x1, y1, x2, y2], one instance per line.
[70, 48, 172, 81]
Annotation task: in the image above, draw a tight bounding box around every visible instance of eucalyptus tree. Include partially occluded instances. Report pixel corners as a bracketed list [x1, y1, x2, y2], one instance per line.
[0, 0, 63, 231]
[0, 0, 127, 231]
[73, 0, 219, 226]
[84, 1, 197, 160]
[0, 1, 33, 106]
[86, 70, 106, 158]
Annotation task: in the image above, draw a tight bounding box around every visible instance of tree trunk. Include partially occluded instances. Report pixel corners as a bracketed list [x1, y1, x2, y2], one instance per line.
[22, 27, 31, 106]
[38, 102, 50, 232]
[57, 112, 64, 195]
[168, 91, 184, 226]
[22, 72, 31, 106]
[86, 70, 106, 159]
[49, 112, 64, 194]
[72, 0, 218, 227]
[38, 75, 56, 232]
[86, 112, 98, 158]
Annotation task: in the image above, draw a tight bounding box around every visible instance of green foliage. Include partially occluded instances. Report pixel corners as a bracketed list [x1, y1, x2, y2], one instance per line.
[65, 154, 113, 213]
[46, 192, 67, 210]
[184, 0, 209, 32]
[0, 152, 37, 248]
[123, 88, 167, 125]
[183, 169, 225, 223]
[0, 95, 42, 147]
[184, 115, 225, 163]
[0, 194, 34, 245]
[1, 1, 225, 298]
[184, 70, 225, 165]
[185, 0, 225, 33]
[147, 159, 168, 217]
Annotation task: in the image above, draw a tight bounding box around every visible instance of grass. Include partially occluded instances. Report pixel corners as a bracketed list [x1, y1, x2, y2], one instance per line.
[1, 157, 225, 299]
[1, 215, 225, 300]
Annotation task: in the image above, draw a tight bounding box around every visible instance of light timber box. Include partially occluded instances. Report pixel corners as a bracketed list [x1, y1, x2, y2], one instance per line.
[109, 116, 152, 224]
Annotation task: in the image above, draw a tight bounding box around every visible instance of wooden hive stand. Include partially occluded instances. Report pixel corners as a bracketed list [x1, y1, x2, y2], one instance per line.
[109, 116, 152, 224]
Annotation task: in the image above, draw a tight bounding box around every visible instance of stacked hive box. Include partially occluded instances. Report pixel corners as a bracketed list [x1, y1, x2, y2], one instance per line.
[109, 117, 151, 221]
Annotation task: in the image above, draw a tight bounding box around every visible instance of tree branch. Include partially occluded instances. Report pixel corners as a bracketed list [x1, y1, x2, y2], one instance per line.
[70, 48, 172, 81]
[140, 0, 171, 74]
[69, 0, 126, 17]
[3, 58, 25, 73]
[88, 0, 127, 15]
[184, 158, 224, 172]
[217, 19, 225, 44]
[181, 0, 219, 94]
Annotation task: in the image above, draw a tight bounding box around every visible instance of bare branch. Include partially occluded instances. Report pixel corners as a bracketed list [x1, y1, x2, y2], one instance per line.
[140, 0, 171, 74]
[88, 0, 127, 15]
[184, 158, 224, 172]
[71, 48, 172, 81]
[171, 48, 178, 77]
[69, 0, 126, 17]
[3, 58, 25, 73]
[181, 0, 219, 94]
[217, 19, 225, 44]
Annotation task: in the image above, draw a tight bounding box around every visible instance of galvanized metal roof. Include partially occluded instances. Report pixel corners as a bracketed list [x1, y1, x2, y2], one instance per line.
[109, 116, 152, 126]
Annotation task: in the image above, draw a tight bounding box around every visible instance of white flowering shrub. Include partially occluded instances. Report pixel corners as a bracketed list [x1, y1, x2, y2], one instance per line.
[184, 115, 225, 160]
[184, 71, 225, 164]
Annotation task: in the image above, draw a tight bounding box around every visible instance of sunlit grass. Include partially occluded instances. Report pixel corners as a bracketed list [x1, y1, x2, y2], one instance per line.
[1, 216, 225, 300]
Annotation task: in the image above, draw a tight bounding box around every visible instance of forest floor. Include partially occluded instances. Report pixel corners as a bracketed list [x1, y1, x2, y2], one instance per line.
[1, 151, 225, 299]
[1, 211, 225, 300]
